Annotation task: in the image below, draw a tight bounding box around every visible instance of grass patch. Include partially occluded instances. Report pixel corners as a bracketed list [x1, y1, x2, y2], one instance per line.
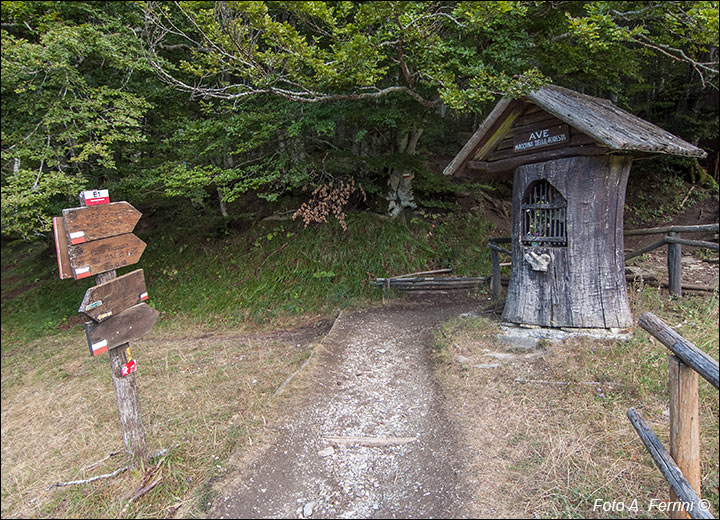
[0, 324, 323, 518]
[1, 210, 494, 347]
[434, 285, 719, 518]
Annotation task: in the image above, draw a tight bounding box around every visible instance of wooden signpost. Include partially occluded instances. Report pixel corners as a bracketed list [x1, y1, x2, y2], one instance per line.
[52, 217, 74, 280]
[52, 191, 155, 465]
[67, 234, 147, 279]
[85, 303, 159, 356]
[62, 201, 142, 244]
[79, 269, 148, 322]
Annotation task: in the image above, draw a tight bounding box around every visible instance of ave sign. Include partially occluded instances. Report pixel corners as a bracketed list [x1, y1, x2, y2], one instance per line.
[514, 124, 569, 152]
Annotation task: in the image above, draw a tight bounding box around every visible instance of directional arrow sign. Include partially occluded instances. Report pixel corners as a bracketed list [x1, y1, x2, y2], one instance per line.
[68, 233, 146, 279]
[85, 303, 159, 356]
[62, 202, 142, 244]
[79, 269, 148, 322]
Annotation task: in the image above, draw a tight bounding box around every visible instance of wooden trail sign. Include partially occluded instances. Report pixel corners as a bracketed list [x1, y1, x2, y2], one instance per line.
[62, 202, 142, 244]
[53, 191, 151, 465]
[53, 217, 73, 279]
[79, 269, 148, 322]
[68, 233, 146, 279]
[85, 302, 159, 356]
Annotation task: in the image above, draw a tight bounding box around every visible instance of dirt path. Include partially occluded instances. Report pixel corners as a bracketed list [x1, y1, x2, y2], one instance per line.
[211, 294, 479, 519]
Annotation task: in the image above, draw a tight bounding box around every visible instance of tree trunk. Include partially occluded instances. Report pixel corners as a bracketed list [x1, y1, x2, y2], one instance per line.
[503, 155, 633, 328]
[218, 156, 233, 218]
[217, 188, 229, 218]
[387, 124, 423, 218]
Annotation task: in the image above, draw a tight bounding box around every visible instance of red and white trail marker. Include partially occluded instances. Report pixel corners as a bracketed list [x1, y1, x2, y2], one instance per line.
[121, 359, 137, 377]
[80, 189, 110, 206]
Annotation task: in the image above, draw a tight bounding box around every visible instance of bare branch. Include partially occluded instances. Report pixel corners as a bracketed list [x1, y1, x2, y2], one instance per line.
[631, 34, 719, 89]
[46, 466, 128, 490]
[142, 1, 440, 108]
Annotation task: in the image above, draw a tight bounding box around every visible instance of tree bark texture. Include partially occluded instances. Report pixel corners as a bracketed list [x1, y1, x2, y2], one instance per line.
[387, 125, 423, 218]
[503, 155, 633, 328]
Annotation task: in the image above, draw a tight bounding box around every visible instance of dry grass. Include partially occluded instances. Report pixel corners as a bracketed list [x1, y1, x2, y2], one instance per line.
[434, 287, 719, 519]
[0, 323, 324, 518]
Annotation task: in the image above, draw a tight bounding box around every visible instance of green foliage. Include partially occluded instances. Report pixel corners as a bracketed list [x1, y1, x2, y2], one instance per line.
[2, 1, 718, 238]
[1, 1, 152, 238]
[626, 155, 719, 226]
[1, 210, 493, 343]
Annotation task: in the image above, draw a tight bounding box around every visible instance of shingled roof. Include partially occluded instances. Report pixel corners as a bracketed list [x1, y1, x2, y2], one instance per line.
[443, 84, 707, 177]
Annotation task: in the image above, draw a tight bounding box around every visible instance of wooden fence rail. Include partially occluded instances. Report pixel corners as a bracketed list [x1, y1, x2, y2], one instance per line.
[630, 312, 719, 519]
[488, 223, 719, 298]
[639, 313, 719, 389]
[626, 408, 713, 520]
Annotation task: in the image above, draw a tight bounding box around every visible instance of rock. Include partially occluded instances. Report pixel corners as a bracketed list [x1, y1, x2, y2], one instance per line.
[303, 502, 315, 517]
[474, 363, 500, 369]
[483, 352, 516, 360]
[455, 355, 471, 364]
[460, 311, 479, 318]
[496, 334, 538, 350]
[318, 447, 334, 457]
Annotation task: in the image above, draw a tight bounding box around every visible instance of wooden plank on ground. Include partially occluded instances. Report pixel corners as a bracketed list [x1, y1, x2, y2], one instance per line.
[79, 269, 148, 322]
[62, 202, 142, 244]
[84, 302, 159, 356]
[68, 234, 146, 279]
[323, 436, 417, 447]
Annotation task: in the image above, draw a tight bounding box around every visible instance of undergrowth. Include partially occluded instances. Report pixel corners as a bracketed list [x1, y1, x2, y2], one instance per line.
[1, 210, 494, 349]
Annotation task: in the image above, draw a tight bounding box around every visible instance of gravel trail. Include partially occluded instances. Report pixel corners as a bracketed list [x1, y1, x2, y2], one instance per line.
[211, 295, 478, 519]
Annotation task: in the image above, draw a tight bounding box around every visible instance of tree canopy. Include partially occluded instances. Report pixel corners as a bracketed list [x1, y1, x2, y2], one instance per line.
[2, 1, 718, 238]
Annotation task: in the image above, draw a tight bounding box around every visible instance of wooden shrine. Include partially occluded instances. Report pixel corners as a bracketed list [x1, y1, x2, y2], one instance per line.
[444, 85, 706, 329]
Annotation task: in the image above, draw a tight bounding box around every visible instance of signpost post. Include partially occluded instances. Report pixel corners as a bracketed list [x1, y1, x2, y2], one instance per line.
[97, 271, 149, 464]
[53, 191, 156, 465]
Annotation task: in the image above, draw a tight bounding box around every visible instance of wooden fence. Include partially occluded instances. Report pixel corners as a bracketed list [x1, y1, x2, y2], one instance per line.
[488, 223, 719, 300]
[627, 312, 719, 520]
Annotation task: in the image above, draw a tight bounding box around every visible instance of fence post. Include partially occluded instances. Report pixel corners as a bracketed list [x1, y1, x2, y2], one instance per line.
[491, 247, 501, 301]
[669, 355, 700, 519]
[667, 232, 683, 297]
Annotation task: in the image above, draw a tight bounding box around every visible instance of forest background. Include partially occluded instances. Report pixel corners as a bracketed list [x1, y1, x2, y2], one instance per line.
[2, 0, 718, 242]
